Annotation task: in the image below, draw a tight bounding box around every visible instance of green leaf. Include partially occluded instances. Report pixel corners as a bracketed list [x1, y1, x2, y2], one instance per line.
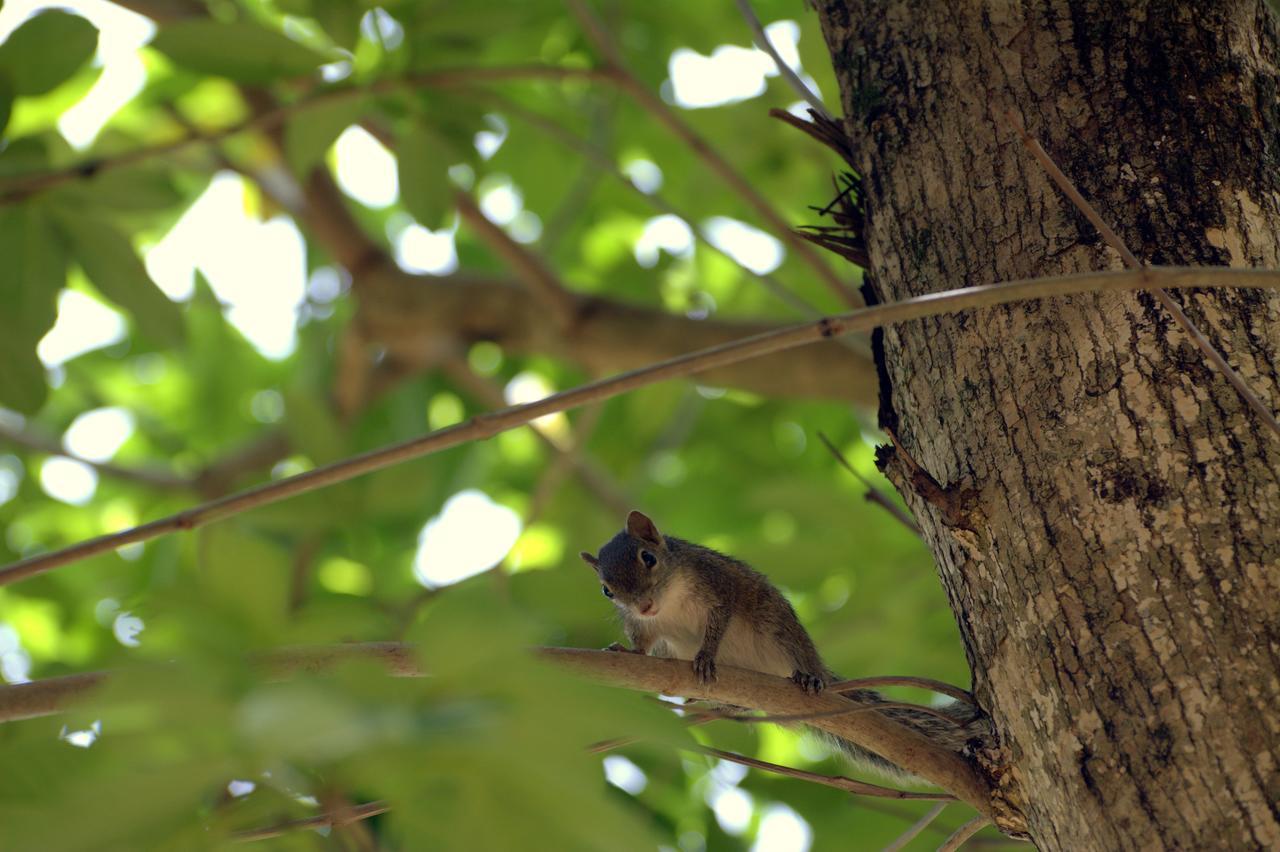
[0, 75, 12, 137]
[51, 163, 185, 214]
[0, 331, 47, 413]
[0, 206, 62, 411]
[284, 93, 366, 178]
[0, 10, 98, 96]
[150, 21, 330, 84]
[313, 0, 365, 49]
[52, 212, 183, 347]
[398, 122, 454, 229]
[0, 205, 63, 339]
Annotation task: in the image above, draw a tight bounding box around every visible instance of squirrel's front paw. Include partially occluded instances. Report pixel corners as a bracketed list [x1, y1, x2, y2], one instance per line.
[604, 642, 640, 653]
[692, 651, 717, 683]
[791, 670, 825, 694]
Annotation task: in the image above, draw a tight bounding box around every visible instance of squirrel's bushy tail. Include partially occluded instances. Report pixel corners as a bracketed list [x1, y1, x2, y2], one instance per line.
[807, 688, 980, 781]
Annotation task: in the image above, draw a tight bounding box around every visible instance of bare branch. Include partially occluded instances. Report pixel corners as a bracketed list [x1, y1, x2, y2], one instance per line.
[938, 816, 991, 852]
[0, 422, 189, 491]
[565, 0, 861, 307]
[455, 190, 582, 329]
[0, 66, 616, 204]
[882, 803, 949, 852]
[231, 800, 389, 843]
[826, 676, 975, 707]
[441, 359, 631, 518]
[3, 645, 979, 807]
[0, 671, 108, 723]
[1005, 112, 1280, 440]
[0, 265, 1277, 586]
[699, 747, 953, 801]
[816, 431, 922, 537]
[544, 649, 987, 812]
[733, 0, 832, 120]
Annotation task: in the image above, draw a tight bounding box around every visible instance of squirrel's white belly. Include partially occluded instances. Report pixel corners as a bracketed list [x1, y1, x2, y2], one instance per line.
[648, 577, 794, 678]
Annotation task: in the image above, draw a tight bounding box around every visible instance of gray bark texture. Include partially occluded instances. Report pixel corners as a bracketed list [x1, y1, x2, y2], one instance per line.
[814, 2, 1280, 849]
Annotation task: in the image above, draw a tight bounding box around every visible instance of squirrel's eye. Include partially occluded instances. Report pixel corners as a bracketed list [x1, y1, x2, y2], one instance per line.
[601, 585, 614, 599]
[640, 550, 657, 568]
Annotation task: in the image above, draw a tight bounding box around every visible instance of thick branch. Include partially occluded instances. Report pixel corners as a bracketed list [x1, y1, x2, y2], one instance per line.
[0, 645, 988, 812]
[454, 190, 581, 329]
[541, 649, 993, 816]
[0, 266, 1276, 586]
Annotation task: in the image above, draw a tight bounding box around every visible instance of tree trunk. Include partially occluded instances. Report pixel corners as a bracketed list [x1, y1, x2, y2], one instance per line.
[814, 2, 1280, 848]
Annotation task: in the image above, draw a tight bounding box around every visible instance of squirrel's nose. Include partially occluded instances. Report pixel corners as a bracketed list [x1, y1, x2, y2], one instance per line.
[638, 598, 656, 616]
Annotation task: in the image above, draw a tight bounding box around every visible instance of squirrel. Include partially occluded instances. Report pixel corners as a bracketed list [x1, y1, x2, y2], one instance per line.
[580, 510, 980, 779]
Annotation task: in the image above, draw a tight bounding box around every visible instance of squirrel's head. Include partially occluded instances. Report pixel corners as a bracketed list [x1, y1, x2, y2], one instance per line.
[580, 510, 674, 618]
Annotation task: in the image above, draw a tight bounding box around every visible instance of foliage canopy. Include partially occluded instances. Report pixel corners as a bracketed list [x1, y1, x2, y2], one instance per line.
[0, 1, 974, 848]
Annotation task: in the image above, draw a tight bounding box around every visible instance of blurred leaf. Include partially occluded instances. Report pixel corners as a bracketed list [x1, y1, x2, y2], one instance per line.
[313, 0, 366, 49]
[53, 164, 185, 214]
[283, 387, 347, 463]
[51, 212, 183, 347]
[0, 331, 47, 413]
[284, 93, 367, 179]
[0, 75, 12, 137]
[150, 21, 330, 83]
[0, 205, 63, 411]
[398, 121, 455, 229]
[0, 10, 98, 96]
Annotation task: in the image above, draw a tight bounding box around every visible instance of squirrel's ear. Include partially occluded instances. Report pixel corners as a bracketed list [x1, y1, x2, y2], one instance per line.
[579, 551, 599, 568]
[626, 510, 663, 546]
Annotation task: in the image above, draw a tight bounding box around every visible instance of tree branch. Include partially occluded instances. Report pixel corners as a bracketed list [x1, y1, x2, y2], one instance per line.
[1, 645, 982, 807]
[882, 803, 948, 852]
[0, 422, 189, 491]
[565, 0, 862, 307]
[542, 649, 991, 814]
[0, 266, 1276, 586]
[826, 676, 975, 706]
[440, 359, 631, 518]
[733, 0, 833, 121]
[939, 816, 991, 852]
[0, 65, 616, 205]
[455, 190, 581, 329]
[474, 88, 862, 326]
[231, 800, 389, 842]
[699, 746, 953, 801]
[816, 431, 922, 538]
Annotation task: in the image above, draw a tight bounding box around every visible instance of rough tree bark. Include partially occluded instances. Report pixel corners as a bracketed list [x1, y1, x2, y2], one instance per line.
[815, 2, 1280, 849]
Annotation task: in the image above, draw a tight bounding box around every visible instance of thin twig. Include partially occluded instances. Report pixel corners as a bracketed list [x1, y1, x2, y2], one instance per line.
[0, 422, 190, 490]
[232, 800, 388, 842]
[1005, 111, 1280, 440]
[938, 816, 991, 852]
[882, 803, 948, 852]
[689, 699, 965, 727]
[455, 190, 581, 329]
[0, 65, 616, 204]
[816, 431, 922, 537]
[565, 0, 860, 307]
[441, 358, 630, 518]
[826, 676, 975, 706]
[733, 0, 832, 120]
[589, 737, 951, 800]
[699, 747, 955, 801]
[0, 266, 1277, 586]
[476, 88, 849, 323]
